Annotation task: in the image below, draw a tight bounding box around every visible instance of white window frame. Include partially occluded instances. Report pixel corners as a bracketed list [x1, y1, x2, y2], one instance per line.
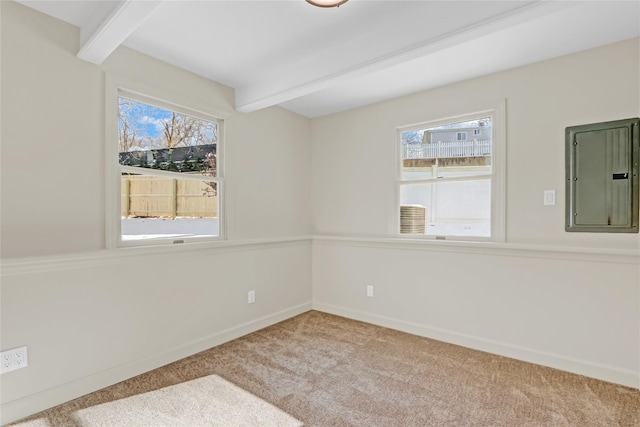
[105, 75, 226, 249]
[473, 129, 481, 136]
[395, 101, 506, 243]
[456, 132, 467, 141]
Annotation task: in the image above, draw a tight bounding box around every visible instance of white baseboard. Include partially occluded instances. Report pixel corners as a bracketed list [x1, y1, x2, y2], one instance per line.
[313, 302, 639, 390]
[1, 302, 312, 426]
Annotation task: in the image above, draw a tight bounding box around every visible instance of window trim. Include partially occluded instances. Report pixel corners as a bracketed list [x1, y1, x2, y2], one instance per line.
[105, 75, 226, 249]
[456, 131, 467, 141]
[394, 101, 506, 243]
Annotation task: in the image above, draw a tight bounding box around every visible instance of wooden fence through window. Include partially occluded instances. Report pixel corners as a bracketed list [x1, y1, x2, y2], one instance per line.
[121, 175, 217, 218]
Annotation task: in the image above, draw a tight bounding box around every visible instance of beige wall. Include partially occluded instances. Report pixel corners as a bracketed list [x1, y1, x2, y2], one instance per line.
[1, 1, 105, 257]
[225, 106, 311, 240]
[310, 38, 640, 388]
[1, 0, 639, 423]
[1, 2, 311, 423]
[313, 239, 639, 387]
[1, 1, 311, 258]
[311, 37, 640, 250]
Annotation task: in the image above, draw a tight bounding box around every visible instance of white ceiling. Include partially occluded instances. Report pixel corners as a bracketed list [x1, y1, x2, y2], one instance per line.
[17, 0, 640, 118]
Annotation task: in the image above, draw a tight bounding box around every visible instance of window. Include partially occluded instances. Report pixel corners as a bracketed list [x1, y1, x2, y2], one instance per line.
[397, 106, 504, 241]
[107, 87, 224, 248]
[473, 129, 481, 136]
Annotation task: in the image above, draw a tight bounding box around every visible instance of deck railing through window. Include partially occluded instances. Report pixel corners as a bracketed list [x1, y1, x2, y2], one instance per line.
[403, 140, 491, 159]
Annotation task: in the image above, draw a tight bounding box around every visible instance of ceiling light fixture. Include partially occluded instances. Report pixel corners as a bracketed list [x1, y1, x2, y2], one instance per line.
[306, 0, 348, 8]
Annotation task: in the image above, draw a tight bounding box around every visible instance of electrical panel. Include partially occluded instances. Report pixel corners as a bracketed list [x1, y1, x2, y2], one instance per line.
[565, 118, 639, 233]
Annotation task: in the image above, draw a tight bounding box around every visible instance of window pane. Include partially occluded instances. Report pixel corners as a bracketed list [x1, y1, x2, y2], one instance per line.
[121, 174, 219, 241]
[118, 97, 217, 177]
[401, 118, 491, 180]
[400, 179, 491, 237]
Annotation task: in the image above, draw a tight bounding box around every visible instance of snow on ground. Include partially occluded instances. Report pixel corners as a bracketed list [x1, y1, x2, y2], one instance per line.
[121, 218, 219, 240]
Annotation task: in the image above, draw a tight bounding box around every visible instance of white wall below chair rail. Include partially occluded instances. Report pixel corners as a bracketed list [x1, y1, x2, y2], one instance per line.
[1, 234, 638, 425]
[311, 236, 640, 389]
[0, 238, 312, 426]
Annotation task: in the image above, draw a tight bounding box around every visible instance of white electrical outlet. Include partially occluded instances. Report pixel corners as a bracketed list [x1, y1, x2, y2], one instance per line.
[0, 346, 28, 374]
[248, 290, 256, 304]
[367, 285, 374, 298]
[2, 354, 12, 370]
[14, 347, 27, 368]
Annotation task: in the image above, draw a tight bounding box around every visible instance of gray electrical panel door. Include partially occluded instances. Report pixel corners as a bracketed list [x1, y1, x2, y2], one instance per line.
[565, 118, 639, 233]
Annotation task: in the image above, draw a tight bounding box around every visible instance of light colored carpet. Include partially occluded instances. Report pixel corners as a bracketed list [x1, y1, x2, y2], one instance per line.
[71, 375, 302, 427]
[12, 375, 301, 427]
[10, 311, 640, 426]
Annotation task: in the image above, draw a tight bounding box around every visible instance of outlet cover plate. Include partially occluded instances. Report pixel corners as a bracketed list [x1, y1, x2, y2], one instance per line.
[544, 190, 556, 206]
[1, 346, 28, 374]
